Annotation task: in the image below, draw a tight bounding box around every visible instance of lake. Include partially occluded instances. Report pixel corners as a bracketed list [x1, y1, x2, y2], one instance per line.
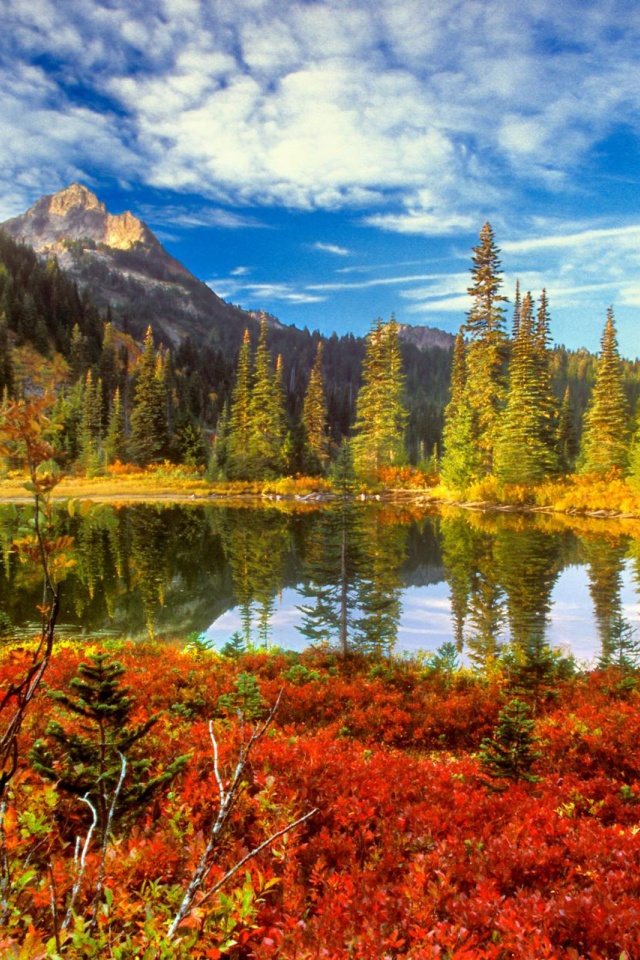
[1, 501, 639, 665]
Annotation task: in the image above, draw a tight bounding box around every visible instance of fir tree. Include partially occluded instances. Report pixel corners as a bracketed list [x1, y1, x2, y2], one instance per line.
[597, 614, 640, 673]
[104, 386, 124, 466]
[440, 332, 483, 489]
[129, 326, 169, 466]
[463, 222, 508, 473]
[351, 316, 408, 478]
[302, 341, 330, 473]
[557, 385, 578, 471]
[494, 292, 558, 484]
[245, 316, 285, 478]
[511, 279, 521, 341]
[226, 329, 253, 479]
[30, 652, 190, 837]
[479, 698, 542, 783]
[79, 370, 103, 476]
[69, 323, 88, 381]
[579, 308, 629, 475]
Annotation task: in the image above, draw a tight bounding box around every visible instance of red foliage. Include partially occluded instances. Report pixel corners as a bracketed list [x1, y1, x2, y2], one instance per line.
[3, 645, 640, 957]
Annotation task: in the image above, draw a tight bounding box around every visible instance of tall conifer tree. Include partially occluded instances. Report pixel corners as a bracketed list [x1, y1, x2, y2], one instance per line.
[463, 222, 508, 473]
[494, 292, 558, 484]
[440, 332, 482, 489]
[130, 327, 169, 465]
[351, 316, 407, 477]
[246, 315, 285, 477]
[227, 329, 253, 479]
[579, 308, 629, 474]
[302, 342, 330, 473]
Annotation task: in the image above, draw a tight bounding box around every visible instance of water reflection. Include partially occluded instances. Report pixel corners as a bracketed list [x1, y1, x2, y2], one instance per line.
[0, 501, 639, 663]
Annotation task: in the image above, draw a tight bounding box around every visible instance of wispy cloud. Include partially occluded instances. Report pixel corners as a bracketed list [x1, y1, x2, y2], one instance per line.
[312, 242, 351, 256]
[503, 224, 640, 254]
[208, 277, 325, 305]
[139, 204, 268, 230]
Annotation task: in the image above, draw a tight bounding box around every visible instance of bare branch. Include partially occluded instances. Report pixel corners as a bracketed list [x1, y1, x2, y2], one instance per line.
[89, 751, 127, 927]
[62, 794, 97, 931]
[198, 807, 318, 909]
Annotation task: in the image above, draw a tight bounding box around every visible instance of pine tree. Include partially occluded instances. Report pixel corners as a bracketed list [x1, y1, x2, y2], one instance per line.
[463, 223, 508, 473]
[557, 385, 578, 471]
[440, 332, 483, 489]
[79, 370, 103, 475]
[129, 326, 169, 466]
[302, 342, 330, 473]
[30, 652, 190, 837]
[245, 316, 286, 478]
[494, 292, 558, 484]
[579, 308, 629, 475]
[227, 329, 253, 479]
[479, 698, 542, 783]
[104, 386, 124, 466]
[351, 316, 408, 478]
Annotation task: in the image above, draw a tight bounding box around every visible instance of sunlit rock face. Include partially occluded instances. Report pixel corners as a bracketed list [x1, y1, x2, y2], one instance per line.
[2, 182, 161, 253]
[0, 184, 252, 346]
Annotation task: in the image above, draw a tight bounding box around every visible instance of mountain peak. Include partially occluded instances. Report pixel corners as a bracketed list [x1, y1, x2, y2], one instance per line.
[48, 182, 106, 217]
[1, 183, 157, 253]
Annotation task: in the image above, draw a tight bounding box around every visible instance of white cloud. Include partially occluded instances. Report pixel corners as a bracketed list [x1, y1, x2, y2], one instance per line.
[312, 242, 351, 256]
[208, 277, 325, 305]
[139, 203, 268, 229]
[5, 0, 640, 237]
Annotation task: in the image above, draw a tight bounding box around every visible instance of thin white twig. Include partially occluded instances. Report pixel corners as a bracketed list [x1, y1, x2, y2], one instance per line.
[62, 794, 97, 931]
[90, 751, 127, 926]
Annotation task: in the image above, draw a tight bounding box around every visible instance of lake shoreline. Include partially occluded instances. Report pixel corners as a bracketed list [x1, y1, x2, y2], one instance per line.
[0, 479, 639, 523]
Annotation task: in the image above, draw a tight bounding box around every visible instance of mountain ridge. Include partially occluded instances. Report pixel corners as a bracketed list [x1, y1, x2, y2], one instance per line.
[0, 183, 454, 352]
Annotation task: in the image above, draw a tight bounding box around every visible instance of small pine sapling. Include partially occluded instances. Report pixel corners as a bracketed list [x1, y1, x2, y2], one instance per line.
[479, 698, 542, 784]
[217, 672, 266, 722]
[30, 652, 190, 838]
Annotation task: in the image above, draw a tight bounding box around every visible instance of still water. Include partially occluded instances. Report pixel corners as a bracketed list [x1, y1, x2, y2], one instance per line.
[0, 501, 639, 665]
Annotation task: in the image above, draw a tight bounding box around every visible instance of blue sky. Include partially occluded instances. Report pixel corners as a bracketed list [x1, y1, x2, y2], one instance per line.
[3, 0, 640, 355]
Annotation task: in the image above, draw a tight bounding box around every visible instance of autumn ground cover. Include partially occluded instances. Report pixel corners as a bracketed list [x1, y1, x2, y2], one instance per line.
[0, 640, 639, 958]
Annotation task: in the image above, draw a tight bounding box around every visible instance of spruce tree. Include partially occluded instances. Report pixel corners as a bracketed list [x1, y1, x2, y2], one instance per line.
[79, 370, 103, 475]
[579, 308, 629, 475]
[129, 326, 169, 466]
[494, 292, 558, 484]
[245, 316, 286, 478]
[557, 385, 578, 471]
[511, 279, 521, 341]
[104, 386, 124, 466]
[463, 223, 508, 473]
[479, 698, 542, 783]
[302, 342, 330, 473]
[227, 329, 253, 479]
[441, 332, 483, 489]
[30, 652, 190, 837]
[351, 316, 408, 478]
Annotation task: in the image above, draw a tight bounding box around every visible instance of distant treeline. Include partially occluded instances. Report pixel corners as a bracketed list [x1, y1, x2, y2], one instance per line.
[1, 227, 639, 479]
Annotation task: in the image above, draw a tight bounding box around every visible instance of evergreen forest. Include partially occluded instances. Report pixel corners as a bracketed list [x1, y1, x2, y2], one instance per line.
[2, 224, 640, 491]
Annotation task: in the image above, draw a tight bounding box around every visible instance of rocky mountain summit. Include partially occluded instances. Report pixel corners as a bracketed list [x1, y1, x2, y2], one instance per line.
[1, 184, 253, 347]
[1, 184, 453, 357]
[2, 183, 163, 254]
